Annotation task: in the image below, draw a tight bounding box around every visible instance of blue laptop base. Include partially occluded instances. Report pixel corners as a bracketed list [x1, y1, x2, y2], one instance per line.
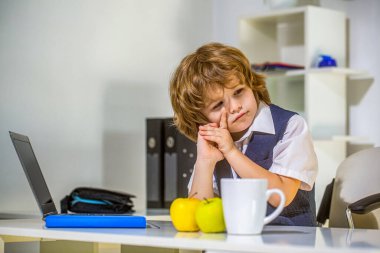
[45, 214, 146, 228]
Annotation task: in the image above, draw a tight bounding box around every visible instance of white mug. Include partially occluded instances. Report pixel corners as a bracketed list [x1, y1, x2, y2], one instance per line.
[221, 178, 285, 235]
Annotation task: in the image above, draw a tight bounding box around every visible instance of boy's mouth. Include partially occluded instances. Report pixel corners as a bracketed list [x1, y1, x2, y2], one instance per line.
[232, 111, 246, 123]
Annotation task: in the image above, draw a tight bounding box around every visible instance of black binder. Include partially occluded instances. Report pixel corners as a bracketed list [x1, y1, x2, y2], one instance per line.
[163, 118, 178, 208]
[146, 118, 197, 209]
[146, 118, 165, 208]
[176, 129, 197, 199]
[163, 118, 197, 208]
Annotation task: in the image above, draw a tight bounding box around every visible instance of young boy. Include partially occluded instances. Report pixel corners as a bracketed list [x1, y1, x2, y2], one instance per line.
[169, 42, 318, 226]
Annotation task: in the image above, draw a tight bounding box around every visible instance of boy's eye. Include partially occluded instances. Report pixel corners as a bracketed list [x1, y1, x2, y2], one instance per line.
[212, 102, 223, 110]
[234, 88, 244, 96]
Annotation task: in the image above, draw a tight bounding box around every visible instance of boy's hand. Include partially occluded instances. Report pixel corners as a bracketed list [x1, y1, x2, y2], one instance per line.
[199, 109, 236, 156]
[197, 123, 224, 163]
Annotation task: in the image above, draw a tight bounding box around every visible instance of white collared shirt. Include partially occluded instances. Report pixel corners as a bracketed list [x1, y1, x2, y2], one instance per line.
[188, 102, 318, 194]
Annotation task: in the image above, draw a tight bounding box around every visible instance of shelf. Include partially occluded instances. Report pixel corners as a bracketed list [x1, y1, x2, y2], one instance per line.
[259, 70, 304, 78]
[240, 6, 346, 68]
[261, 68, 368, 79]
[241, 6, 306, 24]
[310, 135, 370, 142]
[241, 6, 332, 23]
[304, 68, 366, 76]
[332, 135, 371, 144]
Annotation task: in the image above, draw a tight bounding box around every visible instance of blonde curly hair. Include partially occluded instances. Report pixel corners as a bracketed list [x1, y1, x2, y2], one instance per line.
[169, 42, 270, 142]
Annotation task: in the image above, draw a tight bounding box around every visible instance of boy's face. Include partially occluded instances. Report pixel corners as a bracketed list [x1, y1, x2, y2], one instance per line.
[201, 75, 258, 140]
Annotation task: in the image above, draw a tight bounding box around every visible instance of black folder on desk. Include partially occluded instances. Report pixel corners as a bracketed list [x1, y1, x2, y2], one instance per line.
[163, 118, 197, 208]
[9, 131, 146, 228]
[146, 118, 165, 208]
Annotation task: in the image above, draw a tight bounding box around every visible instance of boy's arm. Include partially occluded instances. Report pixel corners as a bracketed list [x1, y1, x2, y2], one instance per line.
[224, 148, 300, 207]
[189, 125, 224, 200]
[189, 159, 217, 199]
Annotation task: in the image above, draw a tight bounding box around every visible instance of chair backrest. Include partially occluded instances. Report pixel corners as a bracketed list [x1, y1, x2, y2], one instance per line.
[329, 147, 380, 228]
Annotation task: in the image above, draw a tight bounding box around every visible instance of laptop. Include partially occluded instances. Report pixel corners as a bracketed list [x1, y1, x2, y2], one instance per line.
[9, 131, 147, 228]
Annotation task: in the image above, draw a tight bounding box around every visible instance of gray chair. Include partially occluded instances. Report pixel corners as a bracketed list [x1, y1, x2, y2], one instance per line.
[317, 147, 380, 229]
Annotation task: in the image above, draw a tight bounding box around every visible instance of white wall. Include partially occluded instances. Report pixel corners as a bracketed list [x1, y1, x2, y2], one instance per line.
[0, 0, 213, 213]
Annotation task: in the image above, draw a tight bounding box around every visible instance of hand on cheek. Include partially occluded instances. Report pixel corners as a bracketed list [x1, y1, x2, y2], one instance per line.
[197, 126, 223, 163]
[199, 109, 235, 156]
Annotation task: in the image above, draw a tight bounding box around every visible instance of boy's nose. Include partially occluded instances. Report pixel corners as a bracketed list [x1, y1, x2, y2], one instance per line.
[229, 102, 242, 114]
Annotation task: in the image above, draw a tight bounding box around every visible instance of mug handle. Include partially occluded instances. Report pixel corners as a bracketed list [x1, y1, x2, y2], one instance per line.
[263, 189, 285, 225]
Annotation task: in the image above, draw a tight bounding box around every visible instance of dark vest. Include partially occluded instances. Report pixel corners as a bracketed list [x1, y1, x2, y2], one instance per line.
[214, 104, 316, 226]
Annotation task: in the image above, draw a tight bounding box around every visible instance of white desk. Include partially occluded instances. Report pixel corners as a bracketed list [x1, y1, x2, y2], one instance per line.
[1, 218, 380, 253]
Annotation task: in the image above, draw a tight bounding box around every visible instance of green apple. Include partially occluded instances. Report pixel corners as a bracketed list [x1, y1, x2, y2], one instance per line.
[195, 197, 226, 233]
[170, 197, 201, 232]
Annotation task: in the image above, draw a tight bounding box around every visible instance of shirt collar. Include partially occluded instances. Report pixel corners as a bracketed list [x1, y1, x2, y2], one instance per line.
[234, 102, 275, 144]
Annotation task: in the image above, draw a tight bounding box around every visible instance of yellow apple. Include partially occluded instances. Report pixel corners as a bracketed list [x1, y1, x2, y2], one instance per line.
[170, 197, 201, 232]
[195, 197, 226, 233]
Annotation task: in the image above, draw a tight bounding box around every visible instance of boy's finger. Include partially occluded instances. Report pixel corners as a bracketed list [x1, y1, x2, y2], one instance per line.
[219, 109, 227, 129]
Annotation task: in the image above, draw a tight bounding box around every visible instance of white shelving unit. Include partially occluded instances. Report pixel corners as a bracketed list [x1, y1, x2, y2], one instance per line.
[239, 6, 372, 208]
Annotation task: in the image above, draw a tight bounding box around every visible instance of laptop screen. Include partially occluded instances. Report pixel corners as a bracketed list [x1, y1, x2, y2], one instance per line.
[10, 132, 58, 216]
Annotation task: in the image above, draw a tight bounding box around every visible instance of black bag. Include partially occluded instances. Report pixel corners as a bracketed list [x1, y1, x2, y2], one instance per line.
[60, 187, 135, 214]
